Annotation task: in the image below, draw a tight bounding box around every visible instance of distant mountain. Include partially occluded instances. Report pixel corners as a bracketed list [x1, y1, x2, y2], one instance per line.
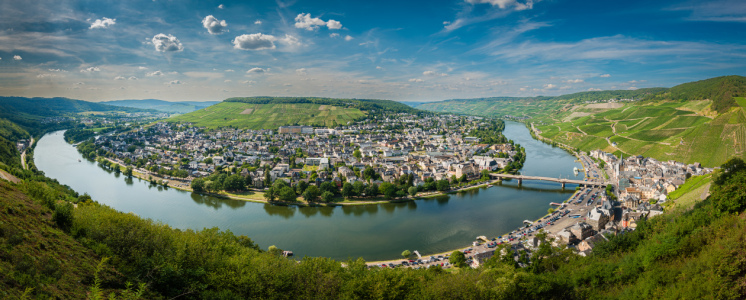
[101, 99, 221, 114]
[398, 101, 430, 108]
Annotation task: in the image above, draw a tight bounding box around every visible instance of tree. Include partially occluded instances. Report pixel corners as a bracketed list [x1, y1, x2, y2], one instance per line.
[459, 174, 467, 183]
[320, 191, 335, 203]
[264, 187, 276, 201]
[379, 182, 397, 199]
[408, 186, 418, 196]
[223, 174, 245, 191]
[123, 166, 133, 177]
[342, 182, 354, 198]
[191, 178, 205, 192]
[353, 149, 362, 160]
[303, 185, 320, 202]
[366, 183, 379, 197]
[450, 250, 467, 268]
[353, 181, 365, 196]
[296, 180, 308, 194]
[320, 182, 337, 194]
[264, 171, 271, 186]
[363, 167, 376, 180]
[402, 250, 411, 259]
[268, 245, 283, 256]
[278, 186, 297, 202]
[548, 208, 555, 214]
[244, 174, 253, 187]
[436, 179, 450, 191]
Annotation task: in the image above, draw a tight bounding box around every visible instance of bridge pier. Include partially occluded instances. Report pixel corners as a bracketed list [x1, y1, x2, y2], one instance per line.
[517, 178, 522, 186]
[561, 182, 565, 189]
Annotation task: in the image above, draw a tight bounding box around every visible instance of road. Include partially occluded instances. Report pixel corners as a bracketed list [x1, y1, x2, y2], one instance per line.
[21, 137, 34, 170]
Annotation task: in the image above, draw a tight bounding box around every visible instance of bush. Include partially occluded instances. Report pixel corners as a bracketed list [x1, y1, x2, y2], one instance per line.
[52, 202, 74, 231]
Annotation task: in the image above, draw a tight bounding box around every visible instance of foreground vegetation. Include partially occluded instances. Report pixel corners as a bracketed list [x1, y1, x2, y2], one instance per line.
[2, 155, 745, 298]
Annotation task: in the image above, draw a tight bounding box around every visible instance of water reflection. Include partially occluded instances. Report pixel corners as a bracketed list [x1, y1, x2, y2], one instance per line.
[190, 193, 248, 210]
[263, 203, 296, 219]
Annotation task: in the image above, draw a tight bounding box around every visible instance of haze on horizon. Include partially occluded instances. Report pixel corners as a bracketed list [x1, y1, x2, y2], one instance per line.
[0, 0, 744, 102]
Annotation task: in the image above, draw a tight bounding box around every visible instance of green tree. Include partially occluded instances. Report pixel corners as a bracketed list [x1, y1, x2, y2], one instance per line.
[268, 245, 283, 256]
[223, 174, 245, 191]
[303, 185, 320, 202]
[264, 187, 276, 201]
[436, 179, 450, 191]
[459, 174, 467, 183]
[341, 182, 354, 198]
[244, 174, 253, 187]
[402, 250, 411, 259]
[363, 167, 376, 180]
[379, 182, 397, 199]
[320, 191, 335, 203]
[365, 183, 379, 197]
[450, 250, 467, 268]
[408, 186, 418, 196]
[320, 182, 337, 194]
[353, 149, 362, 160]
[52, 203, 74, 232]
[353, 181, 365, 195]
[191, 178, 205, 192]
[296, 180, 308, 195]
[278, 186, 297, 202]
[123, 166, 133, 177]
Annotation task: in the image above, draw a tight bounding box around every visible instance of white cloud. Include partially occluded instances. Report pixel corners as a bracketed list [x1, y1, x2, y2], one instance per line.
[563, 78, 584, 83]
[330, 33, 340, 38]
[146, 70, 164, 77]
[294, 13, 343, 31]
[152, 33, 184, 52]
[13, 55, 22, 60]
[254, 20, 262, 25]
[202, 15, 228, 35]
[409, 78, 424, 82]
[218, 4, 224, 9]
[588, 88, 602, 91]
[466, 0, 536, 10]
[224, 79, 232, 83]
[74, 82, 85, 85]
[344, 35, 354, 41]
[241, 80, 256, 84]
[90, 17, 116, 29]
[225, 69, 235, 72]
[279, 34, 302, 47]
[327, 19, 342, 30]
[138, 66, 148, 70]
[114, 76, 126, 80]
[627, 86, 638, 90]
[296, 68, 307, 75]
[423, 70, 447, 76]
[80, 66, 100, 72]
[128, 76, 138, 80]
[184, 72, 224, 79]
[36, 73, 56, 78]
[544, 83, 557, 89]
[376, 66, 383, 70]
[48, 69, 65, 72]
[166, 80, 182, 85]
[600, 74, 611, 78]
[246, 67, 267, 74]
[232, 33, 276, 50]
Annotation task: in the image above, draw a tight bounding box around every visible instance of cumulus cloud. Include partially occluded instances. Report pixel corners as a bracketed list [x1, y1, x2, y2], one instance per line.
[279, 34, 302, 47]
[146, 70, 164, 77]
[166, 80, 182, 85]
[225, 69, 235, 72]
[544, 83, 557, 89]
[36, 74, 56, 78]
[466, 0, 536, 10]
[376, 66, 384, 70]
[128, 76, 138, 80]
[588, 88, 602, 91]
[330, 33, 340, 38]
[423, 70, 447, 76]
[409, 78, 424, 82]
[90, 17, 116, 29]
[294, 13, 343, 31]
[80, 67, 100, 72]
[13, 55, 22, 60]
[48, 69, 65, 72]
[344, 35, 354, 41]
[564, 78, 584, 83]
[254, 20, 262, 25]
[202, 15, 228, 35]
[138, 66, 148, 70]
[218, 4, 224, 9]
[600, 74, 611, 78]
[232, 33, 276, 50]
[246, 67, 267, 74]
[627, 86, 638, 90]
[295, 68, 307, 75]
[152, 33, 184, 52]
[114, 76, 126, 80]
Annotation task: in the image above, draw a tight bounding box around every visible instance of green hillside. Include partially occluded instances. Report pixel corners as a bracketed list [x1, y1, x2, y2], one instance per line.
[167, 101, 367, 129]
[101, 99, 220, 114]
[420, 76, 746, 167]
[2, 155, 745, 298]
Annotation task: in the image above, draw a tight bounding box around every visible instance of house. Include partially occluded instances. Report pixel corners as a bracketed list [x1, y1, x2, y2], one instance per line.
[570, 222, 594, 241]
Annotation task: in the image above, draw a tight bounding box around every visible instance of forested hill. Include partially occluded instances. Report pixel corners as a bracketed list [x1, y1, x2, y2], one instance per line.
[101, 99, 220, 114]
[224, 96, 418, 114]
[420, 76, 746, 117]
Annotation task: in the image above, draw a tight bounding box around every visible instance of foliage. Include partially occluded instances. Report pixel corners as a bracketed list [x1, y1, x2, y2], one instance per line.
[401, 250, 411, 258]
[450, 251, 467, 268]
[302, 185, 320, 202]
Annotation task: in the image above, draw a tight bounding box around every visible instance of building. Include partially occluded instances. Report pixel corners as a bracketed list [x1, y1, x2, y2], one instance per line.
[570, 222, 594, 241]
[278, 126, 313, 134]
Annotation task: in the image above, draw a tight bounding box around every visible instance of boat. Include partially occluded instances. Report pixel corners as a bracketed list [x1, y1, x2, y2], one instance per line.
[570, 214, 581, 218]
[523, 220, 533, 225]
[78, 159, 81, 162]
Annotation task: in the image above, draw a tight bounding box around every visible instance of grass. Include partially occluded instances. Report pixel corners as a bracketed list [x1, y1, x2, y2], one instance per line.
[302, 165, 318, 172]
[167, 102, 366, 129]
[735, 97, 746, 108]
[668, 174, 712, 200]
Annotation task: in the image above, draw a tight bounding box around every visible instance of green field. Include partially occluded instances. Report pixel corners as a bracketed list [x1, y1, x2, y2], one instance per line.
[167, 102, 366, 129]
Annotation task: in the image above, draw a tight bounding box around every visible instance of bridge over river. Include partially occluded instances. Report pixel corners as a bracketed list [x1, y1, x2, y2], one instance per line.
[489, 173, 607, 188]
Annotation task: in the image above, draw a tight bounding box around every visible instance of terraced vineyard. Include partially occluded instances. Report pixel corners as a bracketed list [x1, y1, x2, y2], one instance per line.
[167, 102, 366, 129]
[536, 100, 746, 167]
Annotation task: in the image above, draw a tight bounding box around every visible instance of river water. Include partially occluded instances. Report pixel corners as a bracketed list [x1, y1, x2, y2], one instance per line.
[34, 121, 583, 261]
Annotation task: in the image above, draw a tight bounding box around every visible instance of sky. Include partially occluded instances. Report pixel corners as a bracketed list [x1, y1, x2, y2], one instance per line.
[0, 0, 745, 102]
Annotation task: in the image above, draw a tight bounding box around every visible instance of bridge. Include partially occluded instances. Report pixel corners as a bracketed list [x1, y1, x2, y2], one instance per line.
[489, 173, 607, 188]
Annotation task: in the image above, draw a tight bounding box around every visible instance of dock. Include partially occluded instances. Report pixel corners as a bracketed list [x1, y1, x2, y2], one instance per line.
[413, 250, 422, 259]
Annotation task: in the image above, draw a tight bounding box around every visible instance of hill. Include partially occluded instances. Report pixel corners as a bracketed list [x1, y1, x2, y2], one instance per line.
[101, 99, 220, 114]
[2, 155, 745, 298]
[420, 76, 746, 167]
[166, 97, 419, 129]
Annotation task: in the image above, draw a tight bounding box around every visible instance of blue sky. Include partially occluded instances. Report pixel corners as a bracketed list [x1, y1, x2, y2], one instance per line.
[0, 0, 744, 102]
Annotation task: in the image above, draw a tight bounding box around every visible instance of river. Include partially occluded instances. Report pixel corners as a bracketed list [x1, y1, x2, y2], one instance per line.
[34, 121, 583, 261]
